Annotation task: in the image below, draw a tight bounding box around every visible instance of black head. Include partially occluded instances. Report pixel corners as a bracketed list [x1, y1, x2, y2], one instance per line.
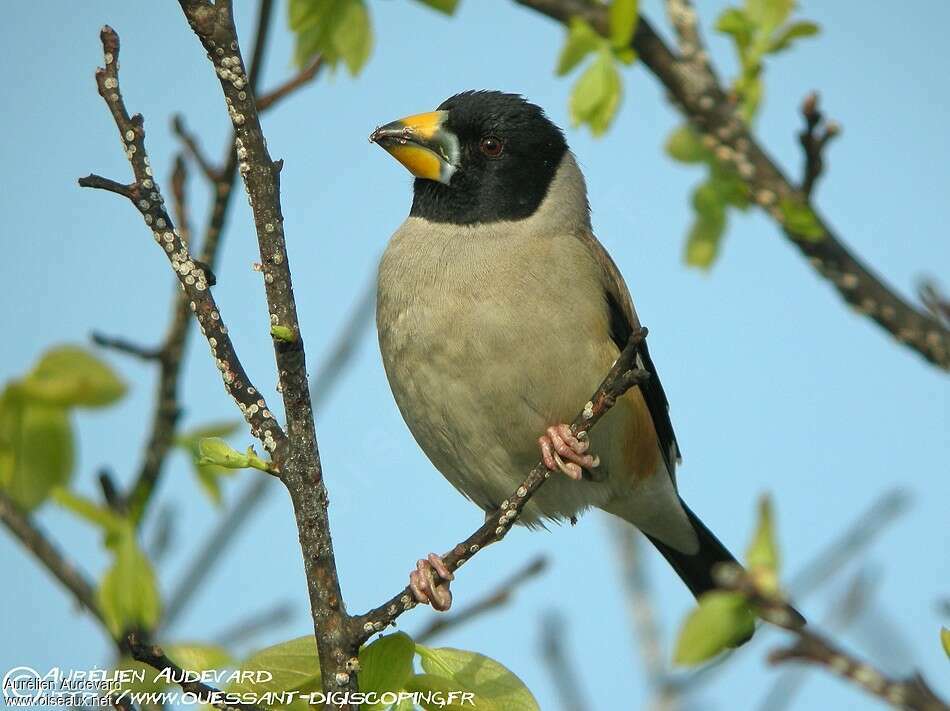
[371, 91, 569, 225]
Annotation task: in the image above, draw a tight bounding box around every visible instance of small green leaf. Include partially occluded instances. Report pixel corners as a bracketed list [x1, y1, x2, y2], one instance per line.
[614, 46, 637, 65]
[414, 0, 459, 14]
[608, 0, 639, 50]
[665, 125, 707, 163]
[358, 632, 415, 709]
[746, 0, 795, 34]
[746, 494, 779, 574]
[414, 644, 540, 711]
[198, 438, 272, 474]
[175, 420, 243, 506]
[779, 196, 824, 241]
[51, 487, 126, 537]
[556, 18, 604, 76]
[673, 591, 756, 665]
[0, 390, 74, 511]
[98, 527, 162, 636]
[271, 325, 296, 342]
[289, 0, 373, 76]
[405, 673, 474, 710]
[164, 643, 233, 672]
[715, 7, 754, 50]
[229, 636, 319, 695]
[21, 346, 126, 408]
[941, 628, 950, 660]
[569, 49, 623, 136]
[684, 210, 726, 269]
[111, 660, 168, 694]
[768, 20, 820, 53]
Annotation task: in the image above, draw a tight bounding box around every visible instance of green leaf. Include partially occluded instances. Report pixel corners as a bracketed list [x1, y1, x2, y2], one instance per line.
[715, 7, 755, 51]
[358, 632, 415, 709]
[288, 0, 373, 76]
[229, 636, 320, 695]
[941, 628, 950, 660]
[779, 196, 824, 241]
[673, 591, 756, 665]
[270, 324, 296, 342]
[684, 210, 726, 269]
[569, 49, 623, 137]
[665, 125, 707, 164]
[414, 0, 460, 14]
[746, 494, 779, 573]
[98, 527, 162, 636]
[175, 421, 243, 506]
[768, 20, 820, 53]
[0, 389, 74, 511]
[746, 0, 794, 34]
[608, 0, 639, 49]
[20, 345, 126, 408]
[51, 487, 126, 537]
[414, 644, 540, 711]
[197, 437, 272, 474]
[556, 18, 604, 76]
[405, 673, 475, 710]
[164, 643, 233, 672]
[111, 660, 168, 694]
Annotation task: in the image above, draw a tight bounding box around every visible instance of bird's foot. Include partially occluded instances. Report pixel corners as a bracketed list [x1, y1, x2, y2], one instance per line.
[409, 553, 454, 611]
[538, 424, 600, 480]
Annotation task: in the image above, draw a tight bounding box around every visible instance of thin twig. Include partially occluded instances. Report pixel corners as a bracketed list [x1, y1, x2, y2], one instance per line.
[91, 332, 162, 361]
[172, 116, 220, 183]
[512, 0, 950, 370]
[213, 601, 295, 647]
[919, 280, 950, 328]
[611, 522, 679, 710]
[540, 612, 589, 711]
[120, 0, 278, 526]
[415, 556, 548, 643]
[0, 491, 108, 634]
[160, 278, 374, 632]
[257, 56, 324, 112]
[798, 92, 840, 199]
[124, 634, 262, 711]
[351, 329, 650, 643]
[175, 1, 351, 700]
[714, 565, 950, 711]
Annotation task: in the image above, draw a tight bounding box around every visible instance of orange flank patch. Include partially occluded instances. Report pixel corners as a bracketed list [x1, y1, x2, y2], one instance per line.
[616, 387, 662, 482]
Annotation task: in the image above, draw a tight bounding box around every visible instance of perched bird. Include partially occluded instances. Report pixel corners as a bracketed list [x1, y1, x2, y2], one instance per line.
[370, 91, 744, 613]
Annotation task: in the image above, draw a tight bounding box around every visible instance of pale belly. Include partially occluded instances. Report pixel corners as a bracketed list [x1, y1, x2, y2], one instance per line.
[376, 224, 622, 524]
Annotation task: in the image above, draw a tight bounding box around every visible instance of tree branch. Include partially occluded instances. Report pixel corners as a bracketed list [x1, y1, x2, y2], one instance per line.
[173, 2, 353, 701]
[415, 556, 548, 643]
[715, 566, 950, 711]
[116, 0, 278, 526]
[0, 491, 108, 635]
[125, 634, 263, 711]
[798, 92, 840, 199]
[257, 56, 324, 113]
[512, 0, 950, 370]
[540, 612, 589, 711]
[352, 329, 650, 644]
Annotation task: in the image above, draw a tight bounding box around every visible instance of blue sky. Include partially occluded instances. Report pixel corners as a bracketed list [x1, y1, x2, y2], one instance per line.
[1, 1, 948, 709]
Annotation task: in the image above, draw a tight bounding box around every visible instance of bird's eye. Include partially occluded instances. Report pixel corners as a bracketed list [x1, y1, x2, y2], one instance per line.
[479, 136, 504, 158]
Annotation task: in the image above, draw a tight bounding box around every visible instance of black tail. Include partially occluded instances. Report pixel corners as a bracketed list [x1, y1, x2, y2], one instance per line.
[644, 501, 737, 599]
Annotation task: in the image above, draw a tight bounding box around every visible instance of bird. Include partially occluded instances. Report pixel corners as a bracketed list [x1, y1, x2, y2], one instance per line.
[370, 90, 751, 615]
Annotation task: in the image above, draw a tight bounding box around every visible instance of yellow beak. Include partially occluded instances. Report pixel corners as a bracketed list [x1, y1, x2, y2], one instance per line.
[369, 110, 459, 184]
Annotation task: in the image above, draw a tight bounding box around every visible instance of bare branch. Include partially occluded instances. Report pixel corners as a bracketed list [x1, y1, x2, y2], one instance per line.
[125, 634, 263, 711]
[416, 556, 548, 643]
[121, 0, 278, 525]
[540, 612, 589, 711]
[172, 115, 220, 183]
[174, 2, 351, 699]
[0, 491, 108, 636]
[91, 332, 163, 362]
[80, 25, 285, 462]
[919, 280, 950, 328]
[213, 601, 295, 647]
[798, 92, 840, 199]
[715, 566, 950, 711]
[352, 329, 650, 644]
[512, 0, 950, 370]
[257, 56, 324, 113]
